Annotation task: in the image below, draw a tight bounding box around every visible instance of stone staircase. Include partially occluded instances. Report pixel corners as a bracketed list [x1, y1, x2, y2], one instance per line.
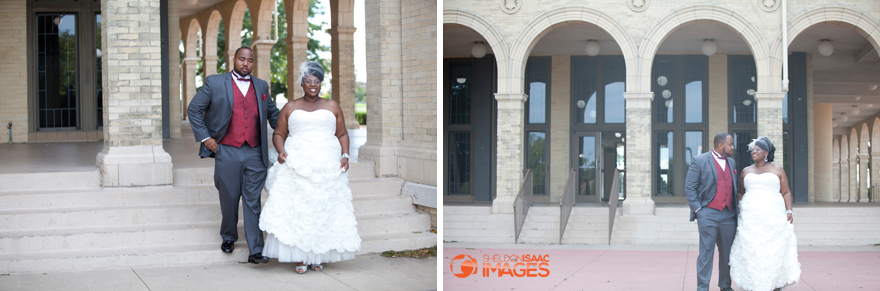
[0, 161, 435, 274]
[446, 204, 880, 246]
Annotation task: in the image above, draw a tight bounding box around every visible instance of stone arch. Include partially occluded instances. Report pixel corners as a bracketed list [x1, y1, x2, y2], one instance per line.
[638, 5, 772, 92]
[861, 123, 871, 201]
[183, 18, 202, 58]
[204, 10, 223, 59]
[861, 123, 870, 155]
[284, 0, 311, 99]
[509, 6, 638, 93]
[223, 0, 249, 66]
[770, 6, 880, 77]
[443, 9, 510, 94]
[248, 0, 277, 42]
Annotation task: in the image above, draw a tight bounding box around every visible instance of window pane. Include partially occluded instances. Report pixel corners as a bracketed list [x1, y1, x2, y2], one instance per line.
[733, 131, 757, 174]
[656, 131, 673, 196]
[449, 63, 471, 125]
[653, 60, 673, 123]
[37, 14, 78, 129]
[526, 58, 549, 124]
[783, 92, 789, 124]
[527, 132, 547, 195]
[448, 132, 471, 195]
[572, 58, 597, 124]
[528, 82, 546, 124]
[685, 81, 702, 123]
[578, 136, 597, 196]
[685, 131, 703, 165]
[730, 56, 756, 124]
[604, 59, 626, 123]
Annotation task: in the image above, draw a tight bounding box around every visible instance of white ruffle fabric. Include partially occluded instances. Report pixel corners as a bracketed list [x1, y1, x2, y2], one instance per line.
[260, 109, 361, 265]
[729, 173, 800, 291]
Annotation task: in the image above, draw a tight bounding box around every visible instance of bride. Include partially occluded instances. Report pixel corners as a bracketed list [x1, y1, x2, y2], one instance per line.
[259, 61, 361, 274]
[729, 137, 800, 290]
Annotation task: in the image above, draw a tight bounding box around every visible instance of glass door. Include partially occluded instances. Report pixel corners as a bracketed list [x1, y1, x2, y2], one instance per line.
[573, 132, 601, 202]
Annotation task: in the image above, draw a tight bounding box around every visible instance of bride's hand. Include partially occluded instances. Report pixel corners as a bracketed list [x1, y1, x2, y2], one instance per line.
[787, 213, 793, 224]
[277, 151, 287, 164]
[340, 157, 349, 172]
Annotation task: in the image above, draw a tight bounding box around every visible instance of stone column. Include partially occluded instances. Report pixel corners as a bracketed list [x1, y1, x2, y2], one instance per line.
[203, 55, 218, 77]
[859, 153, 869, 202]
[251, 40, 274, 89]
[873, 151, 880, 203]
[493, 93, 527, 214]
[832, 138, 840, 202]
[226, 49, 236, 73]
[96, 0, 172, 187]
[167, 0, 181, 138]
[755, 92, 785, 166]
[622, 92, 655, 215]
[849, 151, 857, 202]
[359, 0, 402, 178]
[840, 136, 849, 202]
[286, 36, 309, 100]
[813, 103, 832, 202]
[181, 57, 199, 120]
[329, 25, 359, 129]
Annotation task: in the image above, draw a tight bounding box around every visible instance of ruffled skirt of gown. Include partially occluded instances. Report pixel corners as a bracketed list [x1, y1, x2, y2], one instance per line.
[729, 173, 800, 291]
[259, 110, 361, 265]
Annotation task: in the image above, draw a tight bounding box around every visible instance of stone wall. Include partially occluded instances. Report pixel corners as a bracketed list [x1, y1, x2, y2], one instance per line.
[0, 0, 27, 143]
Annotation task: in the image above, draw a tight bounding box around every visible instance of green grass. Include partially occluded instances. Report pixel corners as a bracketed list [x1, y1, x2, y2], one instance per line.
[355, 103, 366, 114]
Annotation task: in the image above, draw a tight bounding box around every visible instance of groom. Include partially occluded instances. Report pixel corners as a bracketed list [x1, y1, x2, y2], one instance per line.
[187, 46, 279, 264]
[685, 132, 738, 291]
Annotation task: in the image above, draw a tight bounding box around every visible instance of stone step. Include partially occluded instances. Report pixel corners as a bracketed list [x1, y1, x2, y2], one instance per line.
[172, 161, 378, 187]
[360, 231, 436, 254]
[0, 243, 248, 274]
[0, 171, 101, 192]
[356, 212, 432, 235]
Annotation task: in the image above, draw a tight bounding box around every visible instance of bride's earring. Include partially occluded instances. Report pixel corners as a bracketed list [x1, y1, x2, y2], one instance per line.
[764, 155, 768, 162]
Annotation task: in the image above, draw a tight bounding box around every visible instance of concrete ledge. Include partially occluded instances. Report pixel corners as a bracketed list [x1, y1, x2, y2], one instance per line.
[402, 182, 436, 209]
[96, 146, 173, 187]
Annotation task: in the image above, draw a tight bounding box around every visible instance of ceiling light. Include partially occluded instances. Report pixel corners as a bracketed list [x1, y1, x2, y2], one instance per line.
[817, 39, 833, 57]
[471, 42, 487, 58]
[840, 113, 848, 122]
[585, 40, 600, 57]
[701, 39, 717, 56]
[850, 105, 860, 115]
[870, 84, 878, 91]
[833, 119, 838, 127]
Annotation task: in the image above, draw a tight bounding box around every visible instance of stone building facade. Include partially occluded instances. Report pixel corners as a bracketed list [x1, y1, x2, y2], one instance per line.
[443, 0, 880, 244]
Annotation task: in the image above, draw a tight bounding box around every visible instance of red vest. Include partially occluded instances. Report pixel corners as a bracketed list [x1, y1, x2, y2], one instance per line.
[219, 80, 260, 148]
[707, 158, 734, 211]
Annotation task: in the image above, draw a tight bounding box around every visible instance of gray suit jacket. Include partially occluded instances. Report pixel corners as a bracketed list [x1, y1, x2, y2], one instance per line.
[684, 151, 738, 221]
[187, 72, 280, 167]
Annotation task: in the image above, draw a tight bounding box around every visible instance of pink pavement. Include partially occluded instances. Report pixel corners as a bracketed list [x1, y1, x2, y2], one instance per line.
[443, 247, 880, 291]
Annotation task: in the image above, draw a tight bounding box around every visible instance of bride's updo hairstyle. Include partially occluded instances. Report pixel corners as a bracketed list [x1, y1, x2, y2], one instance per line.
[747, 136, 776, 163]
[298, 61, 325, 84]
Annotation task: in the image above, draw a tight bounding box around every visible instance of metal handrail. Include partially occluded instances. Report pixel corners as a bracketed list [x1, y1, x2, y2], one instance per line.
[513, 169, 533, 244]
[608, 169, 621, 245]
[559, 168, 577, 244]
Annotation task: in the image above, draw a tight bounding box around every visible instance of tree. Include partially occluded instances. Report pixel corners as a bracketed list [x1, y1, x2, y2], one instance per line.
[268, 0, 330, 98]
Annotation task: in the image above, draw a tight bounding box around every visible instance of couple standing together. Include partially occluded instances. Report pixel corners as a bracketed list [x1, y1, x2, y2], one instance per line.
[687, 133, 801, 291]
[187, 47, 360, 274]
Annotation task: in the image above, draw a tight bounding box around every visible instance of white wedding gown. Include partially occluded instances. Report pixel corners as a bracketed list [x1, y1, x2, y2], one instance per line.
[259, 109, 361, 265]
[729, 173, 800, 291]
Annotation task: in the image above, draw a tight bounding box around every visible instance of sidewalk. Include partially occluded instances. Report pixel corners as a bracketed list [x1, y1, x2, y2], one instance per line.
[443, 243, 880, 291]
[0, 254, 437, 291]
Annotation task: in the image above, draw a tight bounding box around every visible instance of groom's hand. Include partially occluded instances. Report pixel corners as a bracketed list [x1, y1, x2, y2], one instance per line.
[277, 151, 287, 164]
[204, 138, 218, 153]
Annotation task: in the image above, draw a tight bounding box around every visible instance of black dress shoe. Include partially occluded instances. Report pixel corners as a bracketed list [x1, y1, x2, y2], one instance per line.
[221, 241, 234, 253]
[248, 253, 270, 264]
[720, 288, 734, 291]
